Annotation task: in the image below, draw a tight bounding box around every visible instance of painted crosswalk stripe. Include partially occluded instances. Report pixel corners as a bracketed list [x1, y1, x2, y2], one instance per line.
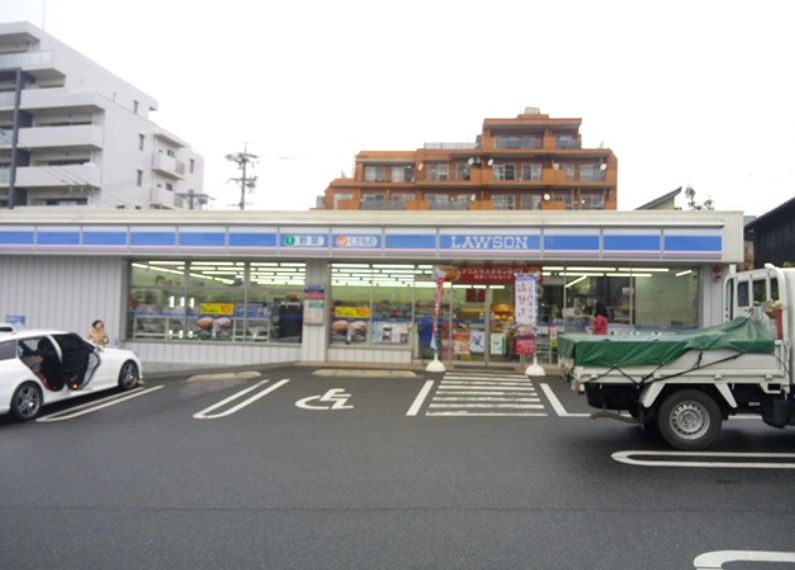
[427, 411, 548, 417]
[432, 397, 541, 403]
[440, 384, 536, 391]
[429, 403, 544, 409]
[436, 388, 536, 396]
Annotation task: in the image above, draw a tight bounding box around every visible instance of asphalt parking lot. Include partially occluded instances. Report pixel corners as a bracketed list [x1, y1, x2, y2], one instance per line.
[1, 364, 794, 569]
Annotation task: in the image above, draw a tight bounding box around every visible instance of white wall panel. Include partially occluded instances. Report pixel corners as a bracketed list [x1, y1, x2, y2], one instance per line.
[0, 255, 124, 341]
[124, 341, 301, 366]
[327, 347, 412, 365]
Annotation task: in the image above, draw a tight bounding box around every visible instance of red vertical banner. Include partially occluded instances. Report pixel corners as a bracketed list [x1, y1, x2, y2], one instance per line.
[514, 273, 538, 356]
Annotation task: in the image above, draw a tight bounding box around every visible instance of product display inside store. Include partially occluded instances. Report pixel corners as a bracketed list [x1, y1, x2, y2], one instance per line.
[128, 261, 306, 342]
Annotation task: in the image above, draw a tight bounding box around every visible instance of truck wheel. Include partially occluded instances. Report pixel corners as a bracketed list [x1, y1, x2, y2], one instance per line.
[657, 390, 722, 450]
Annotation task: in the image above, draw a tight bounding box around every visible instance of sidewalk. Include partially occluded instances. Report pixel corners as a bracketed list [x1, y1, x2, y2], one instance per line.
[142, 359, 561, 380]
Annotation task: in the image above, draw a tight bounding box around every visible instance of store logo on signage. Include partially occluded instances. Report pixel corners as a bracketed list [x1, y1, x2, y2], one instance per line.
[449, 235, 532, 249]
[335, 235, 378, 248]
[283, 234, 326, 247]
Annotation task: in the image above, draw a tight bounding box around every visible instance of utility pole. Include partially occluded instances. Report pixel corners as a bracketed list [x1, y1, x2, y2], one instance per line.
[225, 144, 258, 210]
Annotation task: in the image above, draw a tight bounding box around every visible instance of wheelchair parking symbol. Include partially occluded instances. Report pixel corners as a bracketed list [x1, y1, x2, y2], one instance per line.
[295, 388, 354, 411]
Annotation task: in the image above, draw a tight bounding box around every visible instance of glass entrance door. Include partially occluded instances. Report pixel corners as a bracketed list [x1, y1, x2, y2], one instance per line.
[448, 286, 488, 363]
[444, 284, 520, 365]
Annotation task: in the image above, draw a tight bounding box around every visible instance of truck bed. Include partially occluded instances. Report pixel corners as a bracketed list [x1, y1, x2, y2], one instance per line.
[563, 343, 788, 385]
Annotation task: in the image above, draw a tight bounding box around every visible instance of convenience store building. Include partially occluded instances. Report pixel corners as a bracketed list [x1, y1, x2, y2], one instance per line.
[0, 209, 743, 368]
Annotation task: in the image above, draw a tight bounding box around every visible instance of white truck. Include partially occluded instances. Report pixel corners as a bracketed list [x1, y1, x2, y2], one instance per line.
[562, 264, 794, 450]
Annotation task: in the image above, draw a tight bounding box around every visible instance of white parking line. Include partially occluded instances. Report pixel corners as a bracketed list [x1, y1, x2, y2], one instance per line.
[694, 550, 795, 569]
[37, 385, 164, 422]
[406, 380, 435, 416]
[193, 379, 289, 419]
[539, 383, 590, 417]
[613, 450, 795, 469]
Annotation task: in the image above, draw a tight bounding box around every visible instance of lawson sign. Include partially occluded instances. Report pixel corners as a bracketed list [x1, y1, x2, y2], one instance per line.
[439, 232, 541, 254]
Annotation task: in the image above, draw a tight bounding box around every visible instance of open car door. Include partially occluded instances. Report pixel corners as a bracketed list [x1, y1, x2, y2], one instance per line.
[52, 333, 99, 390]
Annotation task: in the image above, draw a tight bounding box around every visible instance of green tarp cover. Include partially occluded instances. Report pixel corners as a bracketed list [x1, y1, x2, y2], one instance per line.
[557, 317, 776, 368]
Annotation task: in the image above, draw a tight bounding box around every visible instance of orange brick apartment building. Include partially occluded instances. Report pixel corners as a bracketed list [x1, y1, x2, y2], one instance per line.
[321, 107, 617, 211]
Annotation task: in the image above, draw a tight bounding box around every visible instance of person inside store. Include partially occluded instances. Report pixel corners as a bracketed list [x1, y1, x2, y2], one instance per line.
[87, 319, 110, 347]
[592, 301, 609, 335]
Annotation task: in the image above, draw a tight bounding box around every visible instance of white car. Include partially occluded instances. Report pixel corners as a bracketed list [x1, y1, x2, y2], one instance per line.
[0, 330, 143, 421]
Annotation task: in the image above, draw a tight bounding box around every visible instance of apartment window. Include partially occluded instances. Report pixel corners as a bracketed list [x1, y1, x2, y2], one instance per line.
[426, 193, 449, 208]
[580, 163, 605, 181]
[427, 163, 449, 181]
[189, 159, 195, 174]
[333, 193, 353, 209]
[495, 134, 542, 149]
[455, 162, 470, 181]
[563, 163, 576, 181]
[579, 193, 605, 210]
[136, 170, 143, 187]
[551, 191, 574, 209]
[133, 100, 139, 115]
[492, 194, 515, 210]
[556, 134, 581, 149]
[389, 192, 413, 210]
[493, 163, 516, 181]
[521, 194, 542, 210]
[166, 183, 174, 192]
[364, 165, 386, 182]
[391, 165, 414, 182]
[520, 163, 542, 181]
[167, 149, 176, 158]
[138, 134, 145, 151]
[361, 192, 386, 210]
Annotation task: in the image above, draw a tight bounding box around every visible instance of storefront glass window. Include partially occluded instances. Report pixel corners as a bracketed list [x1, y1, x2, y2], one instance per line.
[127, 261, 305, 343]
[330, 264, 425, 347]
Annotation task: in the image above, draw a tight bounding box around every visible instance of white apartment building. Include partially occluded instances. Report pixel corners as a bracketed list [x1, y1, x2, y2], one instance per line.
[0, 22, 204, 209]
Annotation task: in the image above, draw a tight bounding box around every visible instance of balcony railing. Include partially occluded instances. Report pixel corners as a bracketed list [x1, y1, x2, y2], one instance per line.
[423, 142, 478, 150]
[152, 153, 186, 178]
[0, 91, 16, 108]
[0, 51, 53, 69]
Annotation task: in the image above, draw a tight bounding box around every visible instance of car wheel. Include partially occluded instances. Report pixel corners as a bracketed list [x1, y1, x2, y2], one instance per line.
[118, 361, 139, 390]
[657, 389, 722, 451]
[11, 382, 43, 421]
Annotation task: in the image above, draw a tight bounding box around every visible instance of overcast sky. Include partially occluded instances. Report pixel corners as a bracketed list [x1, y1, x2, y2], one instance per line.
[4, 0, 794, 215]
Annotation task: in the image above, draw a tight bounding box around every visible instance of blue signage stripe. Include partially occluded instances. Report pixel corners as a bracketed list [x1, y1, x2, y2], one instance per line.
[130, 232, 176, 246]
[664, 235, 722, 252]
[0, 231, 35, 244]
[229, 233, 277, 247]
[440, 234, 540, 250]
[37, 231, 80, 245]
[179, 232, 225, 246]
[604, 235, 660, 251]
[544, 235, 599, 251]
[83, 232, 127, 246]
[385, 234, 436, 249]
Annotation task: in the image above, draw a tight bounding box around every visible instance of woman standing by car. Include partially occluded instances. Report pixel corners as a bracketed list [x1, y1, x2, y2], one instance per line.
[87, 319, 110, 347]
